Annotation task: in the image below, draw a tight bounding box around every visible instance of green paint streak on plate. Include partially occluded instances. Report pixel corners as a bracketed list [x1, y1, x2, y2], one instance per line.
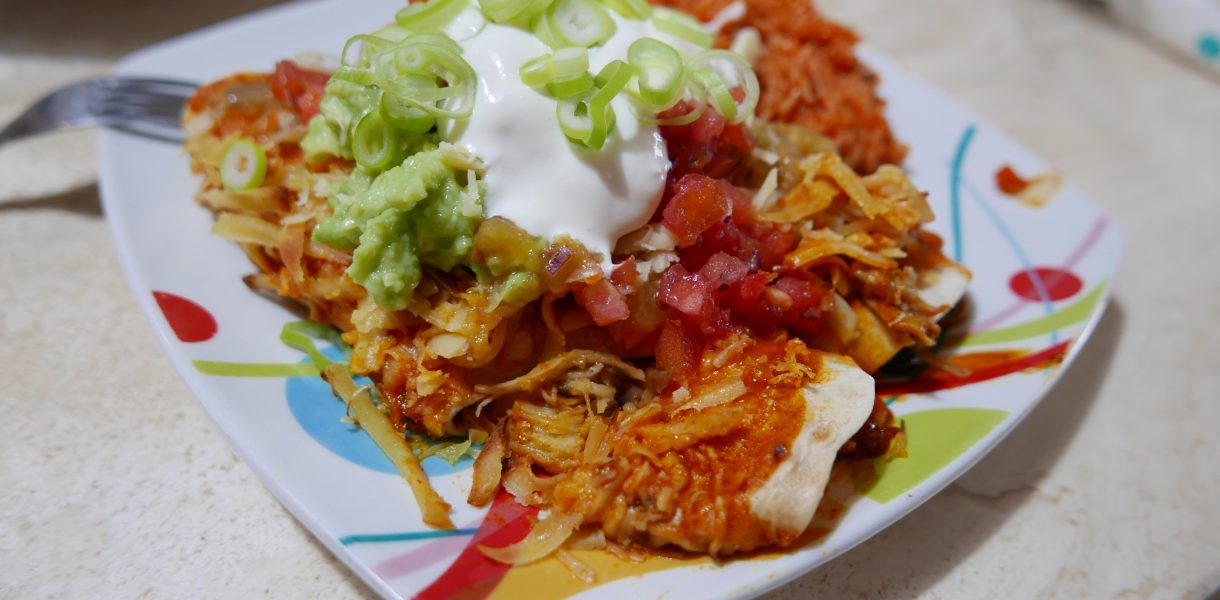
[194, 360, 319, 377]
[865, 408, 1009, 504]
[960, 281, 1105, 347]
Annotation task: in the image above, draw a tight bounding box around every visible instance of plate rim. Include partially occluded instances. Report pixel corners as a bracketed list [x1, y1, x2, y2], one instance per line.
[96, 2, 1126, 598]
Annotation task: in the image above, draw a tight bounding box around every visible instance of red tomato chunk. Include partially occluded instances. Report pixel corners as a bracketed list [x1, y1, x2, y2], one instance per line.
[576, 279, 631, 326]
[269, 61, 330, 121]
[661, 174, 732, 246]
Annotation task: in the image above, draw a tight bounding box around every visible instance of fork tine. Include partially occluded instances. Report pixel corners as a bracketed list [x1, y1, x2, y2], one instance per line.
[97, 106, 185, 122]
[97, 79, 195, 104]
[98, 94, 190, 112]
[99, 76, 199, 94]
[0, 75, 198, 147]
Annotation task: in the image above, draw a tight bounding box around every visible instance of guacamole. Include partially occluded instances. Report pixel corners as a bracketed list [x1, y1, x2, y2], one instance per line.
[312, 145, 485, 310]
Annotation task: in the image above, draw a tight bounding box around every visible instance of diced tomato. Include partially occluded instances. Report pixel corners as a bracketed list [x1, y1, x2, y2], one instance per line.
[662, 174, 732, 246]
[658, 105, 755, 200]
[725, 272, 774, 307]
[269, 60, 331, 120]
[678, 218, 798, 273]
[655, 318, 701, 377]
[646, 101, 849, 375]
[608, 257, 638, 295]
[661, 105, 724, 145]
[658, 265, 710, 316]
[697, 252, 749, 289]
[575, 279, 630, 326]
[773, 276, 831, 337]
[657, 261, 742, 336]
[749, 224, 800, 268]
[721, 183, 754, 225]
[703, 125, 752, 179]
[678, 220, 742, 271]
[720, 273, 779, 332]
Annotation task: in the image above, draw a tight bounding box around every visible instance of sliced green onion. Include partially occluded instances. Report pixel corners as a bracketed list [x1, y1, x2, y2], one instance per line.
[596, 0, 651, 19]
[547, 0, 616, 48]
[651, 6, 713, 48]
[220, 139, 267, 191]
[481, 0, 550, 24]
[656, 95, 706, 125]
[592, 59, 636, 93]
[395, 0, 469, 32]
[545, 72, 595, 98]
[341, 34, 397, 68]
[627, 38, 684, 109]
[519, 54, 554, 87]
[557, 97, 594, 141]
[371, 25, 412, 42]
[519, 48, 588, 88]
[561, 60, 636, 149]
[370, 38, 477, 120]
[586, 99, 617, 149]
[530, 10, 560, 47]
[633, 84, 706, 126]
[330, 66, 377, 86]
[394, 32, 464, 55]
[381, 92, 437, 133]
[690, 65, 735, 120]
[352, 110, 403, 171]
[551, 47, 590, 76]
[686, 49, 759, 124]
[442, 2, 488, 40]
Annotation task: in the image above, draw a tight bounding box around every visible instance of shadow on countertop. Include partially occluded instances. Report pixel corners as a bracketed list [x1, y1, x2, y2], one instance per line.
[766, 299, 1127, 599]
[0, 0, 291, 57]
[0, 183, 102, 217]
[284, 510, 381, 600]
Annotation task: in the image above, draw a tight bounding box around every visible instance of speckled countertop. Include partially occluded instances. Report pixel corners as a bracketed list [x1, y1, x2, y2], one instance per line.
[2, 0, 1218, 598]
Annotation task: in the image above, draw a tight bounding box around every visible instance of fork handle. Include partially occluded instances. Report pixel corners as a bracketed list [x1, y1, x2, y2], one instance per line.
[0, 118, 184, 147]
[0, 112, 47, 147]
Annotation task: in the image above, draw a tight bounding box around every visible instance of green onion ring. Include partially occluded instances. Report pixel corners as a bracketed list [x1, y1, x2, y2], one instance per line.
[381, 91, 438, 133]
[596, 0, 651, 19]
[545, 72, 596, 98]
[352, 109, 403, 171]
[395, 0, 469, 32]
[686, 49, 759, 124]
[547, 0, 616, 48]
[220, 139, 268, 191]
[627, 37, 684, 109]
[650, 6, 713, 48]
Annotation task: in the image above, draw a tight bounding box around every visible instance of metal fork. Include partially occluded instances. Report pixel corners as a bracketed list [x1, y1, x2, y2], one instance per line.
[0, 77, 197, 147]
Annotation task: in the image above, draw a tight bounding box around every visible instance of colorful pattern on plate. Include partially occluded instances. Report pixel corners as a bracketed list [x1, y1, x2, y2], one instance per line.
[99, 3, 1124, 598]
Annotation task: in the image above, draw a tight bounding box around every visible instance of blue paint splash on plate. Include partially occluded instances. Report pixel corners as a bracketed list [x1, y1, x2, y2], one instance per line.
[285, 347, 473, 477]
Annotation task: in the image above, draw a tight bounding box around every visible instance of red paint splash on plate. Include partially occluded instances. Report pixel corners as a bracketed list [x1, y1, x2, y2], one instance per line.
[1009, 267, 1083, 302]
[415, 491, 536, 600]
[877, 339, 1071, 396]
[152, 291, 217, 342]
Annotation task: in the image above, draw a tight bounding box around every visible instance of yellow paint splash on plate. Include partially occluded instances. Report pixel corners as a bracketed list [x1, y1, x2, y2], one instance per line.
[865, 407, 1009, 503]
[488, 462, 874, 598]
[489, 549, 709, 599]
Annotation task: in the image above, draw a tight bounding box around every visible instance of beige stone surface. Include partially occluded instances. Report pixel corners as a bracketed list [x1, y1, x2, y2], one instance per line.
[1, 0, 1217, 598]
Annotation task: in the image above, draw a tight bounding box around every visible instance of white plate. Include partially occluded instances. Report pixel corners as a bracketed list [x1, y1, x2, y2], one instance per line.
[97, 2, 1124, 598]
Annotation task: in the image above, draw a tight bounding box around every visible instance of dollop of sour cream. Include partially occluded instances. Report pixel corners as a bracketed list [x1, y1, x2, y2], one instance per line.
[445, 18, 673, 268]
